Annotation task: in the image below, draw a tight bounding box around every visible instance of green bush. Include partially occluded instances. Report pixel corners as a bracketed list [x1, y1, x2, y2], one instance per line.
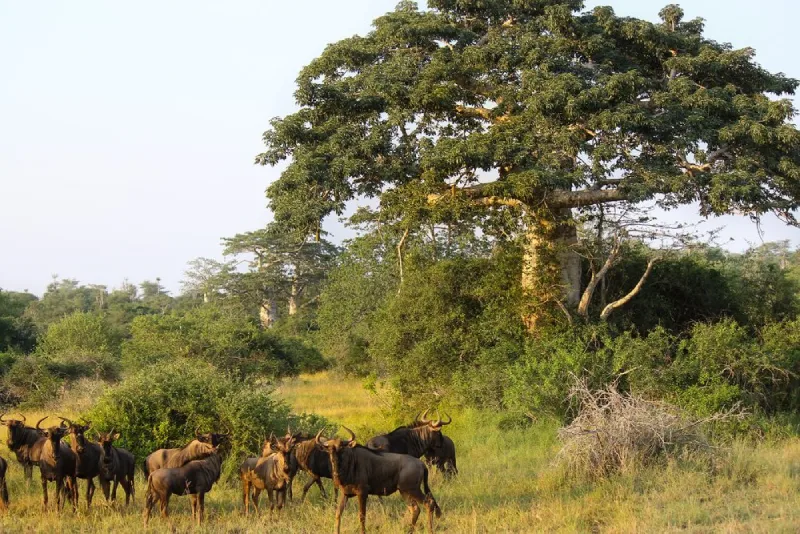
[3, 355, 63, 408]
[85, 359, 299, 476]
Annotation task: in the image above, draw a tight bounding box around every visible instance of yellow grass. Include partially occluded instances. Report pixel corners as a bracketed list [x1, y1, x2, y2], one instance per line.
[0, 373, 797, 532]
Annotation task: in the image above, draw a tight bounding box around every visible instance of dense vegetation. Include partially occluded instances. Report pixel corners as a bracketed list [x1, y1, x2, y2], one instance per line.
[0, 2, 799, 529]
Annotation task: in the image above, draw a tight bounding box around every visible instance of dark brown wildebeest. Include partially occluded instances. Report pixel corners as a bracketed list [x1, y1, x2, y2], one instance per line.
[0, 455, 9, 511]
[366, 410, 452, 459]
[240, 435, 294, 514]
[194, 428, 229, 448]
[97, 429, 136, 505]
[37, 418, 77, 512]
[143, 450, 221, 526]
[61, 417, 111, 509]
[143, 439, 217, 477]
[1, 413, 45, 479]
[425, 435, 458, 479]
[290, 433, 337, 502]
[317, 427, 442, 534]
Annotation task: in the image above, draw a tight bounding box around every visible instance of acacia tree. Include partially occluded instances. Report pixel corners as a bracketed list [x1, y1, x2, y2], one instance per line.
[222, 229, 338, 327]
[257, 1, 800, 328]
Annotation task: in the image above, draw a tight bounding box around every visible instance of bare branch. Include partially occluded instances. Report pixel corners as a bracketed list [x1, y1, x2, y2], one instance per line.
[577, 236, 622, 318]
[600, 257, 660, 320]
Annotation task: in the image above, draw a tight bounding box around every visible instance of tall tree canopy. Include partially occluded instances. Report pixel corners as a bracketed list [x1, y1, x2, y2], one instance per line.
[257, 0, 800, 327]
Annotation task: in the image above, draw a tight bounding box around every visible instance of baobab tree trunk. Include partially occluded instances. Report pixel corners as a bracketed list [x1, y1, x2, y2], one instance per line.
[288, 282, 298, 316]
[521, 209, 581, 330]
[259, 300, 277, 328]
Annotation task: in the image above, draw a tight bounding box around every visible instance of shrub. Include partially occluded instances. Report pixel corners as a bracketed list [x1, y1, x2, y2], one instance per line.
[39, 312, 116, 355]
[84, 359, 325, 478]
[3, 355, 63, 408]
[558, 380, 743, 479]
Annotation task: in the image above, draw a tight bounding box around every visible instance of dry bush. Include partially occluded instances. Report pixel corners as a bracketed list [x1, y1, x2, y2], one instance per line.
[558, 378, 744, 478]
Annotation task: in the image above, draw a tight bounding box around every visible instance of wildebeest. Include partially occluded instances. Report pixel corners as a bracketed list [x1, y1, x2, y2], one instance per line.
[143, 450, 221, 526]
[366, 410, 452, 459]
[317, 427, 442, 534]
[37, 418, 77, 512]
[425, 435, 458, 479]
[0, 456, 8, 511]
[195, 429, 228, 448]
[1, 413, 45, 479]
[289, 433, 338, 502]
[61, 417, 111, 508]
[97, 429, 136, 505]
[143, 438, 218, 477]
[240, 435, 294, 514]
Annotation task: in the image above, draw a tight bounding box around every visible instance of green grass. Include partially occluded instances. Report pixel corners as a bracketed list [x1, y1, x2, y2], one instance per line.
[0, 372, 798, 532]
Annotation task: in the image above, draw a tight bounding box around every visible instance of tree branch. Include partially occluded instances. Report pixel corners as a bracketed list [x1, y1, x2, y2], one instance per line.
[599, 257, 660, 320]
[577, 236, 622, 318]
[396, 227, 410, 294]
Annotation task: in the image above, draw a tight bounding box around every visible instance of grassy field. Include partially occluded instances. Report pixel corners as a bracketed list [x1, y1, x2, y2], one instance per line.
[0, 372, 798, 532]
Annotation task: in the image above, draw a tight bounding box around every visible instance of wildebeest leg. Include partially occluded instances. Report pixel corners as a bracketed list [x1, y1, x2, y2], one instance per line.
[190, 494, 198, 523]
[276, 488, 286, 511]
[357, 493, 368, 534]
[108, 475, 116, 501]
[143, 491, 154, 526]
[24, 463, 33, 482]
[86, 477, 95, 508]
[160, 493, 170, 518]
[242, 478, 250, 514]
[287, 474, 294, 501]
[0, 475, 8, 511]
[56, 476, 65, 512]
[267, 488, 274, 514]
[301, 476, 317, 501]
[403, 489, 427, 533]
[334, 493, 348, 534]
[41, 477, 48, 511]
[198, 492, 205, 525]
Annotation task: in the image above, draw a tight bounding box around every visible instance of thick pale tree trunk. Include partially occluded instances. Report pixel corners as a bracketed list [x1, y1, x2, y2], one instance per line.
[259, 300, 277, 328]
[288, 282, 298, 316]
[521, 209, 581, 330]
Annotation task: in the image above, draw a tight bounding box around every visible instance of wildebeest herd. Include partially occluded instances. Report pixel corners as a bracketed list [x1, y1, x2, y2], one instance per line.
[0, 410, 456, 532]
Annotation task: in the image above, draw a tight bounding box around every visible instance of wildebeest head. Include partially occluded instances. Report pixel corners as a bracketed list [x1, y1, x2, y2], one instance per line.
[97, 428, 120, 467]
[315, 426, 357, 479]
[38, 417, 68, 461]
[264, 432, 295, 480]
[60, 417, 91, 455]
[1, 413, 40, 448]
[412, 409, 452, 448]
[195, 426, 229, 448]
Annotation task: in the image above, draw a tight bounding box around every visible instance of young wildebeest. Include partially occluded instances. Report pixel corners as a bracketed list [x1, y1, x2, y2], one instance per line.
[1, 413, 45, 480]
[240, 435, 294, 514]
[143, 438, 218, 477]
[317, 427, 442, 534]
[37, 418, 77, 512]
[97, 429, 136, 505]
[0, 456, 9, 511]
[143, 450, 221, 526]
[61, 417, 111, 509]
[290, 433, 336, 502]
[366, 410, 452, 459]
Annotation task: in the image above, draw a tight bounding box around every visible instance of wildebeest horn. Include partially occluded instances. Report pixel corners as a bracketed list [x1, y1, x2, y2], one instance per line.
[314, 428, 327, 445]
[440, 412, 452, 425]
[58, 416, 74, 427]
[195, 425, 201, 437]
[18, 414, 26, 423]
[0, 413, 6, 423]
[108, 427, 115, 438]
[419, 409, 431, 424]
[342, 426, 356, 442]
[35, 416, 48, 430]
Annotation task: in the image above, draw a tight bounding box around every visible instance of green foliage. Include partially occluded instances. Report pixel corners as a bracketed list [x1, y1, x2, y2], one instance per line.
[36, 312, 119, 381]
[0, 289, 37, 353]
[3, 356, 62, 408]
[368, 250, 524, 407]
[121, 303, 322, 378]
[85, 359, 294, 471]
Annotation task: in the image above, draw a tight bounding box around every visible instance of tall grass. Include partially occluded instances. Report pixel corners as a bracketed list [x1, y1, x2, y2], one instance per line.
[0, 373, 797, 532]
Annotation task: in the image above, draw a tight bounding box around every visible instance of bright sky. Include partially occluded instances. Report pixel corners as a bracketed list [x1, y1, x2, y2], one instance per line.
[1, 0, 798, 296]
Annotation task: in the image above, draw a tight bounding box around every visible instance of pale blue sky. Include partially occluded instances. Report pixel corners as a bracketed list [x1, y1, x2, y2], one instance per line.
[1, 0, 798, 295]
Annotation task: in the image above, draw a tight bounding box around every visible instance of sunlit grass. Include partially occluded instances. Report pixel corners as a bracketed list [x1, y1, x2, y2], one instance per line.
[0, 373, 797, 532]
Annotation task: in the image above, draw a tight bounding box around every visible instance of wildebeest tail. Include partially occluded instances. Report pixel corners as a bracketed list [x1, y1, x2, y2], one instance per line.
[422, 465, 442, 518]
[0, 477, 8, 507]
[142, 459, 148, 479]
